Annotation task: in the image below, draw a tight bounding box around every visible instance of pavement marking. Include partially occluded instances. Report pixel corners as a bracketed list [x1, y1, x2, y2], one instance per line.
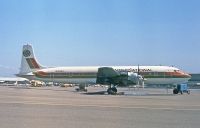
[1, 101, 200, 111]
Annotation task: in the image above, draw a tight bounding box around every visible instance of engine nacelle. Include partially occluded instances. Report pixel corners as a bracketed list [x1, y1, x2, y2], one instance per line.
[128, 72, 138, 83]
[127, 72, 144, 85]
[117, 72, 139, 85]
[96, 67, 144, 86]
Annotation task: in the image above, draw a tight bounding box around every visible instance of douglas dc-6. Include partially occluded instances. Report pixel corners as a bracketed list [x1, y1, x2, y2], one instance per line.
[17, 44, 191, 94]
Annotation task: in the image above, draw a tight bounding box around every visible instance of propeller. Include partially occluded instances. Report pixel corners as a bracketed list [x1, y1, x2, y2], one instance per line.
[137, 64, 140, 76]
[137, 64, 144, 88]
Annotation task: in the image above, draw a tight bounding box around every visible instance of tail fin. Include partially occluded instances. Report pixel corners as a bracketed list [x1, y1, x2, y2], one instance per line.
[19, 44, 44, 74]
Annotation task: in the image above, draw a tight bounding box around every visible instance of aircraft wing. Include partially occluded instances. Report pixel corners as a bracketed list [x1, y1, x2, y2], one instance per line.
[97, 67, 120, 77]
[96, 67, 121, 85]
[96, 67, 138, 86]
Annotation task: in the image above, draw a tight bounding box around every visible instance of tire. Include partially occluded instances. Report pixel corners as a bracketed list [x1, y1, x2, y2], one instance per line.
[111, 87, 117, 93]
[107, 88, 112, 94]
[107, 87, 117, 95]
[173, 89, 178, 94]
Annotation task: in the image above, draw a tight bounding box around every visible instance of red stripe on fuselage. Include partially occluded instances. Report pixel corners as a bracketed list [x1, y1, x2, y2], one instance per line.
[26, 58, 40, 69]
[30, 58, 40, 69]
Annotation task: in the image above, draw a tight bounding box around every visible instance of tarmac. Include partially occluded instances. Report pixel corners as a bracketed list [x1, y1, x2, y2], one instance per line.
[0, 86, 200, 128]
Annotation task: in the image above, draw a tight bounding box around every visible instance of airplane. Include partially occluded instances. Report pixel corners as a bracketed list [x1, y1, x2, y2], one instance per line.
[17, 44, 191, 94]
[0, 77, 29, 86]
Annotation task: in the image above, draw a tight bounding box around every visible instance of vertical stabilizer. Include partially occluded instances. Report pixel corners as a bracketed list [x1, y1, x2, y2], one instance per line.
[19, 44, 44, 74]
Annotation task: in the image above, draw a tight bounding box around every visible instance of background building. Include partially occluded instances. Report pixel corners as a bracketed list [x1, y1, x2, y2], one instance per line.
[188, 74, 200, 88]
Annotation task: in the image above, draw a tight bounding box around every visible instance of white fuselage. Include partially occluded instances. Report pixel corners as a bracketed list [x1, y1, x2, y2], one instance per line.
[23, 66, 191, 85]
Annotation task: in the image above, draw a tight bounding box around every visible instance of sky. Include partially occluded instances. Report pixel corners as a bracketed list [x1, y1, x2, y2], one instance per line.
[0, 0, 200, 76]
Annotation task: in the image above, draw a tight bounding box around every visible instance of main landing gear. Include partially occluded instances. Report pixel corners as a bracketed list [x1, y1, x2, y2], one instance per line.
[107, 85, 117, 95]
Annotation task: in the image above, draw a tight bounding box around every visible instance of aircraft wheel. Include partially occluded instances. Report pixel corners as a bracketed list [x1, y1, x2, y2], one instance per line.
[107, 88, 112, 94]
[107, 87, 117, 95]
[173, 89, 178, 94]
[111, 87, 117, 93]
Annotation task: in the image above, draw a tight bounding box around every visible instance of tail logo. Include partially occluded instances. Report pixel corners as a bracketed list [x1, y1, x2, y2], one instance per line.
[23, 50, 31, 57]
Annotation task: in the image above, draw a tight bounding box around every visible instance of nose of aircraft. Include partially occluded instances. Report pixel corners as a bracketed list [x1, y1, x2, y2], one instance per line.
[181, 71, 191, 79]
[178, 70, 191, 79]
[185, 73, 191, 78]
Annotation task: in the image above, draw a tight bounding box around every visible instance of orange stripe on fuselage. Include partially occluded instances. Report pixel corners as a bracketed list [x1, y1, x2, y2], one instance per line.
[36, 71, 47, 76]
[165, 72, 188, 78]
